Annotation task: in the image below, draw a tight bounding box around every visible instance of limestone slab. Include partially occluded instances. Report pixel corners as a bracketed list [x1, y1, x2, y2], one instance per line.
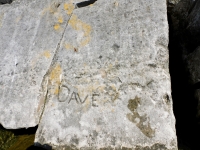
[34, 0, 177, 149]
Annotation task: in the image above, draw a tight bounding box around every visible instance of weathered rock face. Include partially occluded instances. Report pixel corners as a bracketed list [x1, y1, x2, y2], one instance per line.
[0, 0, 177, 149]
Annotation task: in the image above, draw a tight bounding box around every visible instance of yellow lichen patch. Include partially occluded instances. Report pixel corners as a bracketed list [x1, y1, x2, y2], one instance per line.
[68, 15, 79, 30]
[64, 2, 75, 15]
[54, 85, 60, 95]
[41, 4, 57, 15]
[64, 43, 73, 50]
[82, 22, 92, 37]
[54, 24, 60, 30]
[31, 51, 52, 68]
[69, 14, 92, 47]
[80, 37, 91, 47]
[58, 16, 63, 23]
[43, 51, 51, 58]
[50, 64, 62, 83]
[49, 64, 62, 95]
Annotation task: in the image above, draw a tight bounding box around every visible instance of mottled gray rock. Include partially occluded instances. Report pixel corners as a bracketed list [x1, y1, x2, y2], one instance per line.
[0, 0, 177, 149]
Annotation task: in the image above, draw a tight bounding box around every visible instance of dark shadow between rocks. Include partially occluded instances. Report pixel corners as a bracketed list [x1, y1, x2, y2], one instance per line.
[26, 143, 52, 150]
[167, 2, 200, 149]
[0, 125, 37, 135]
[0, 0, 13, 5]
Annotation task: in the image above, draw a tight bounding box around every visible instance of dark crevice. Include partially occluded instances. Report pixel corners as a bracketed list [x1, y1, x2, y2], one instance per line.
[0, 0, 13, 5]
[27, 143, 52, 150]
[76, 0, 97, 8]
[193, 82, 200, 90]
[168, 1, 200, 149]
[0, 124, 38, 135]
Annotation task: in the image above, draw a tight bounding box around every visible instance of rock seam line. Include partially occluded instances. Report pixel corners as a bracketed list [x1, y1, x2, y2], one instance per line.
[37, 7, 75, 124]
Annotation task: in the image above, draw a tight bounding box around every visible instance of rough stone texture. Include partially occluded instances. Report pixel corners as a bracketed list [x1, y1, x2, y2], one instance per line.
[35, 0, 176, 149]
[0, 0, 177, 149]
[0, 0, 70, 128]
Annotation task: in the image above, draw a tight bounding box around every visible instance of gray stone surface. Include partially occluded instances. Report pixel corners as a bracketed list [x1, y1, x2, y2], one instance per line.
[35, 0, 176, 149]
[0, 0, 177, 149]
[0, 0, 70, 128]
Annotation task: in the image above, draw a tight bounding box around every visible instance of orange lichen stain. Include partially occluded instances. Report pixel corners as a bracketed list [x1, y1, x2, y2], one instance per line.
[49, 64, 62, 95]
[31, 51, 52, 68]
[58, 16, 63, 23]
[80, 37, 91, 47]
[111, 108, 115, 112]
[64, 2, 75, 15]
[69, 14, 92, 46]
[41, 4, 57, 15]
[54, 85, 60, 95]
[64, 43, 73, 50]
[43, 51, 51, 58]
[54, 24, 60, 30]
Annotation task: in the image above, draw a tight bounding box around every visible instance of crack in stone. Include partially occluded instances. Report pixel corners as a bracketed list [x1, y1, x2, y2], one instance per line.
[38, 88, 48, 124]
[37, 6, 75, 124]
